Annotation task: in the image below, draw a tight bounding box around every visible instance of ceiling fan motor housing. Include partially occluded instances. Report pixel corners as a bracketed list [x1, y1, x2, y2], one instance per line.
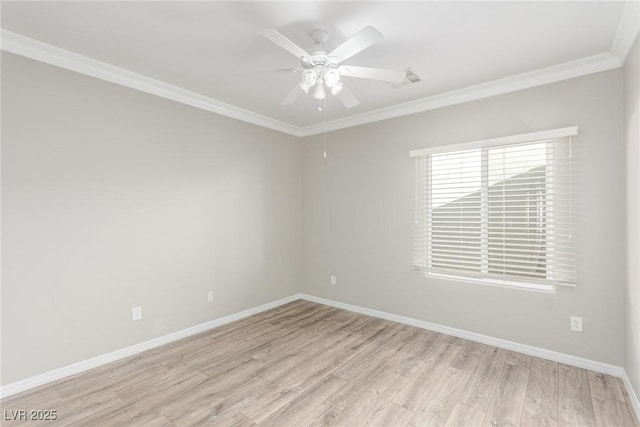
[310, 29, 329, 46]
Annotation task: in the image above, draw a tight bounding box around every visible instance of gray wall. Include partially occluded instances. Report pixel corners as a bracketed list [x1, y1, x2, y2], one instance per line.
[1, 47, 632, 387]
[301, 70, 626, 365]
[1, 53, 302, 385]
[625, 34, 640, 398]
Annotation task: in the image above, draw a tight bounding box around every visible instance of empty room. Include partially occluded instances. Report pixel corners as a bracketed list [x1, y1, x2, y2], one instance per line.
[1, 1, 640, 426]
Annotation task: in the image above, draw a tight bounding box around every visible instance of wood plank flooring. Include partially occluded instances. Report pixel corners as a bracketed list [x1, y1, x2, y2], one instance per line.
[1, 300, 638, 426]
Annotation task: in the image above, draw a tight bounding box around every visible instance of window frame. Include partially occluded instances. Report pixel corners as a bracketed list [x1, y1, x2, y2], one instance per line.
[410, 127, 578, 292]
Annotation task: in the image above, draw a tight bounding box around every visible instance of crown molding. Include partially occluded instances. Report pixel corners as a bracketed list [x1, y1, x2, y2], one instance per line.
[298, 52, 622, 137]
[611, 1, 640, 64]
[1, 18, 633, 139]
[0, 29, 302, 137]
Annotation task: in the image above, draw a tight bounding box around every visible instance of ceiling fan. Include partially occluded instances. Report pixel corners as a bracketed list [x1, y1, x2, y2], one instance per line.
[261, 26, 407, 109]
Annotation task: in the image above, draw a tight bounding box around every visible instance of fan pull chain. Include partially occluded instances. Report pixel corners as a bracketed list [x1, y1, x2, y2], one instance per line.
[323, 99, 327, 163]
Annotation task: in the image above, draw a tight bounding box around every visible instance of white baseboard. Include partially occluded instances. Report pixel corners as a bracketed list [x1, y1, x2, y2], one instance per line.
[300, 293, 640, 420]
[0, 293, 303, 399]
[299, 294, 624, 377]
[622, 371, 640, 423]
[3, 291, 639, 423]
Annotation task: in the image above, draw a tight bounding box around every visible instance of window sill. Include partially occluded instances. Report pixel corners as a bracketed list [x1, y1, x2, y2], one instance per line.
[425, 271, 556, 294]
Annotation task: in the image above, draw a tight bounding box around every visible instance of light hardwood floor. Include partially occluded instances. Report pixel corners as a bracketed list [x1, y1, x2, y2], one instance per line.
[1, 300, 638, 426]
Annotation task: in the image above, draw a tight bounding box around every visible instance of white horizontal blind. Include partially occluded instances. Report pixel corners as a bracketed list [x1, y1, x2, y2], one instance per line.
[412, 128, 577, 288]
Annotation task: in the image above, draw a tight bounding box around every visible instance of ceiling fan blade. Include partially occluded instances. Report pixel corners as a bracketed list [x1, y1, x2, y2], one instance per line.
[335, 86, 360, 108]
[281, 86, 303, 105]
[261, 29, 310, 59]
[338, 65, 406, 83]
[328, 26, 383, 63]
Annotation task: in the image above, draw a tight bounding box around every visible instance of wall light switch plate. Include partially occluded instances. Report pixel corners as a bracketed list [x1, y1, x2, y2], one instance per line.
[207, 291, 214, 302]
[132, 306, 142, 321]
[330, 275, 337, 285]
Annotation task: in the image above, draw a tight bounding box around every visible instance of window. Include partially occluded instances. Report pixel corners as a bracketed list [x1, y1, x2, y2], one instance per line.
[411, 127, 577, 291]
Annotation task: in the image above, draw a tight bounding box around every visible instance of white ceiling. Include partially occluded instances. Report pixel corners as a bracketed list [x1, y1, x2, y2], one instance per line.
[1, 1, 638, 135]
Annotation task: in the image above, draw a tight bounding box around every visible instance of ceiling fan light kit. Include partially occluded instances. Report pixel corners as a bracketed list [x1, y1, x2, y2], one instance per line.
[301, 68, 339, 100]
[299, 69, 317, 93]
[310, 82, 326, 100]
[261, 26, 410, 109]
[330, 82, 344, 96]
[323, 69, 341, 88]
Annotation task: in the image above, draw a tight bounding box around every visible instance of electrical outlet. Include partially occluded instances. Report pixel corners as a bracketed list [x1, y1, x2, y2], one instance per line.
[132, 306, 142, 321]
[207, 291, 214, 303]
[330, 275, 337, 285]
[570, 316, 583, 332]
